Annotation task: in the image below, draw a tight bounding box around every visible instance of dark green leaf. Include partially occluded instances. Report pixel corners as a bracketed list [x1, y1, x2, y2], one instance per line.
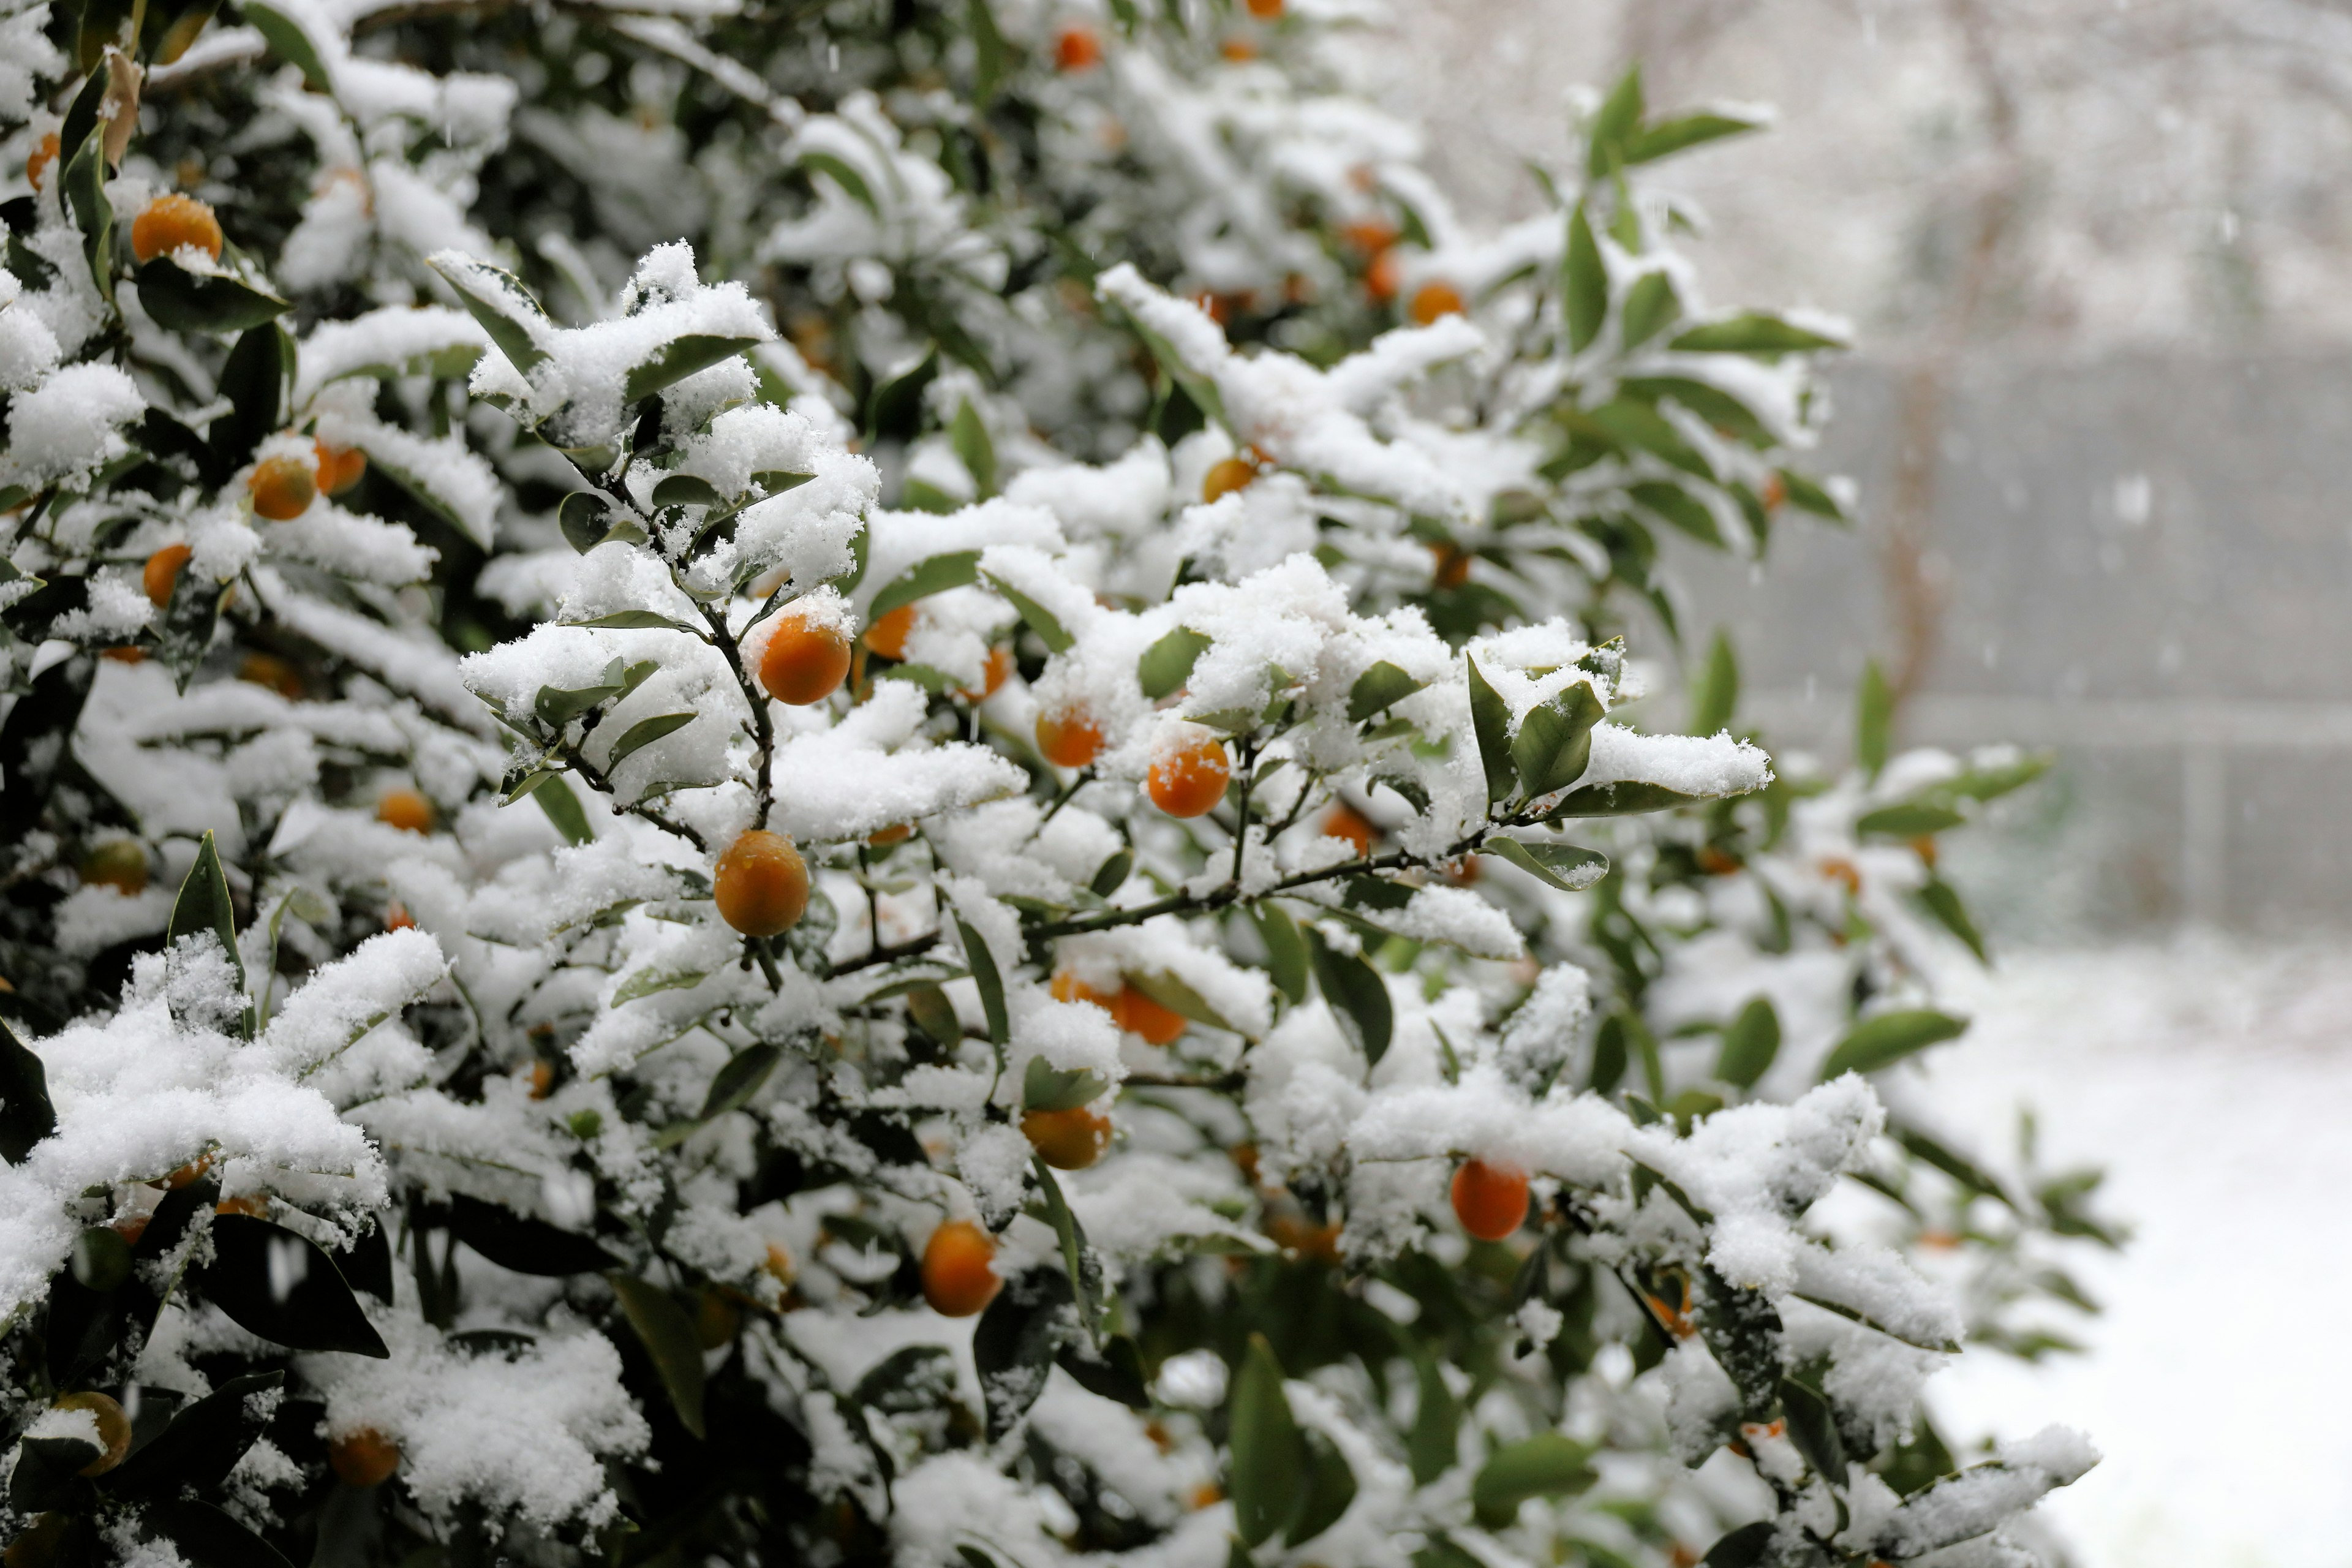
[151, 1499, 296, 1568]
[1348, 661, 1427, 723]
[973, 1265, 1071, 1439]
[0, 1016, 56, 1163]
[1669, 312, 1845, 355]
[1714, 997, 1780, 1088]
[969, 0, 1008, 104]
[169, 831, 251, 1038]
[1917, 878, 1988, 963]
[1625, 112, 1764, 165]
[1250, 903, 1310, 1005]
[701, 1044, 782, 1119]
[981, 569, 1072, 654]
[1291, 1429, 1359, 1545]
[1700, 1521, 1776, 1568]
[61, 135, 111, 303]
[70, 1226, 130, 1291]
[623, 335, 758, 404]
[1585, 67, 1645, 176]
[1228, 1334, 1303, 1547]
[1779, 1378, 1845, 1482]
[211, 323, 286, 470]
[1057, 1332, 1150, 1409]
[135, 259, 289, 333]
[1123, 970, 1234, 1033]
[957, 918, 1008, 1046]
[568, 609, 701, 634]
[1619, 270, 1680, 350]
[1137, 626, 1210, 699]
[1031, 1158, 1101, 1344]
[1820, 1009, 1967, 1080]
[445, 1194, 617, 1275]
[1855, 801, 1966, 839]
[1629, 481, 1725, 546]
[1090, 850, 1132, 897]
[605, 712, 697, 769]
[1856, 659, 1892, 780]
[1774, 466, 1847, 521]
[559, 491, 621, 554]
[1471, 1432, 1594, 1529]
[194, 1215, 388, 1357]
[1406, 1353, 1459, 1485]
[1023, 1055, 1107, 1113]
[530, 774, 595, 846]
[609, 1274, 706, 1438]
[427, 255, 551, 374]
[866, 344, 938, 440]
[1510, 682, 1605, 798]
[951, 399, 997, 496]
[651, 473, 725, 509]
[1562, 202, 1607, 354]
[1482, 837, 1608, 892]
[1542, 779, 1713, 818]
[104, 1371, 282, 1499]
[241, 0, 328, 88]
[905, 984, 962, 1047]
[800, 150, 879, 215]
[869, 551, 982, 621]
[1464, 654, 1517, 807]
[1308, 927, 1392, 1065]
[1690, 628, 1739, 736]
[535, 657, 627, 728]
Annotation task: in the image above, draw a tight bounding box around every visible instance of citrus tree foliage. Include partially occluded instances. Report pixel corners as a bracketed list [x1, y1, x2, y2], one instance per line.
[0, 6, 2103, 1568]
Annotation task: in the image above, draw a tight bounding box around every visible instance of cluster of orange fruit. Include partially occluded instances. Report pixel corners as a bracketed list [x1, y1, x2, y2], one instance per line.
[1339, 213, 1466, 323]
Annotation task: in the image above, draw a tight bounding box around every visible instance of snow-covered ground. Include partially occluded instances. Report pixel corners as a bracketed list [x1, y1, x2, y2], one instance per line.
[1918, 940, 2352, 1568]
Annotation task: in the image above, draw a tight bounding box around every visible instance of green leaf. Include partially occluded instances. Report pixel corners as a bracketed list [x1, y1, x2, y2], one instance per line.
[1669, 312, 1845, 355]
[611, 967, 706, 1006]
[428, 254, 552, 374]
[1779, 1378, 1845, 1482]
[1855, 801, 1966, 838]
[1023, 1055, 1107, 1113]
[1250, 903, 1310, 1005]
[62, 135, 112, 303]
[1406, 1353, 1460, 1485]
[1690, 628, 1739, 736]
[557, 492, 621, 554]
[1629, 481, 1725, 546]
[1714, 997, 1780, 1088]
[534, 657, 633, 728]
[1308, 928, 1392, 1065]
[1585, 399, 1712, 477]
[211, 323, 287, 469]
[905, 984, 962, 1047]
[0, 1017, 56, 1163]
[981, 569, 1072, 654]
[652, 473, 725, 509]
[1856, 659, 1892, 781]
[105, 1372, 283, 1500]
[951, 398, 998, 496]
[241, 0, 329, 89]
[1626, 112, 1764, 165]
[1943, 753, 2051, 803]
[150, 1500, 296, 1568]
[1773, 466, 1848, 522]
[867, 344, 938, 441]
[605, 712, 697, 769]
[1510, 682, 1605, 797]
[1562, 202, 1607, 354]
[1820, 1009, 1967, 1080]
[1618, 270, 1680, 350]
[1464, 654, 1517, 807]
[1291, 1430, 1359, 1546]
[567, 609, 703, 634]
[869, 551, 982, 621]
[1916, 878, 1988, 963]
[1347, 661, 1427, 723]
[1585, 66, 1645, 176]
[1031, 1158, 1102, 1345]
[608, 1274, 707, 1438]
[1137, 626, 1210, 699]
[1471, 1432, 1594, 1529]
[195, 1216, 388, 1357]
[697, 1042, 781, 1121]
[1057, 1331, 1150, 1410]
[1700, 1521, 1777, 1567]
[442, 1195, 616, 1275]
[1124, 970, 1235, 1034]
[799, 149, 879, 216]
[1228, 1335, 1303, 1548]
[957, 918, 1009, 1046]
[1482, 837, 1608, 892]
[135, 260, 289, 333]
[973, 1267, 1072, 1439]
[170, 831, 251, 1038]
[530, 774, 594, 845]
[969, 0, 1008, 104]
[622, 334, 760, 404]
[70, 1226, 131, 1291]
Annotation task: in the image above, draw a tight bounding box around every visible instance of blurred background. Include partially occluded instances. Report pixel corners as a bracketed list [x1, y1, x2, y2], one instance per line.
[1359, 4, 2352, 1565]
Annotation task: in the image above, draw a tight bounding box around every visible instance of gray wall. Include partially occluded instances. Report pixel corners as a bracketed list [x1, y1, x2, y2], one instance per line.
[1664, 353, 2352, 934]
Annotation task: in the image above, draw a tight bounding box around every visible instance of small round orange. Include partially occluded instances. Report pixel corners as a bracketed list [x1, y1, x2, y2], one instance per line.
[110, 1211, 149, 1247]
[1450, 1158, 1529, 1242]
[764, 1242, 796, 1287]
[1113, 984, 1187, 1046]
[713, 830, 810, 937]
[141, 544, 193, 608]
[328, 1428, 401, 1487]
[25, 132, 59, 194]
[129, 194, 223, 265]
[377, 788, 432, 834]
[1200, 456, 1256, 504]
[1430, 541, 1472, 589]
[215, 1193, 267, 1218]
[863, 603, 916, 660]
[1219, 36, 1257, 61]
[78, 840, 148, 895]
[759, 611, 853, 706]
[957, 646, 1011, 702]
[1365, 249, 1403, 304]
[867, 822, 913, 846]
[1760, 472, 1788, 511]
[385, 902, 415, 932]
[239, 651, 304, 699]
[1147, 731, 1230, 818]
[100, 646, 145, 664]
[1036, 704, 1104, 769]
[314, 439, 367, 496]
[1340, 217, 1397, 255]
[1245, 0, 1283, 17]
[1409, 279, 1466, 324]
[50, 1392, 132, 1476]
[920, 1219, 1001, 1317]
[249, 453, 317, 521]
[1022, 1105, 1112, 1170]
[164, 1154, 212, 1189]
[1050, 970, 1117, 1011]
[1055, 23, 1102, 72]
[1321, 802, 1377, 857]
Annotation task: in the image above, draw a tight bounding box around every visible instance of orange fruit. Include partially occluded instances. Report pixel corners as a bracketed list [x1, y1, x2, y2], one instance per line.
[1321, 802, 1377, 856]
[50, 1393, 131, 1477]
[1409, 279, 1466, 324]
[239, 651, 303, 699]
[695, 1286, 743, 1348]
[1340, 217, 1397, 255]
[1365, 248, 1402, 303]
[313, 439, 367, 496]
[1430, 541, 1472, 588]
[99, 647, 145, 664]
[385, 902, 415, 932]
[25, 132, 58, 194]
[110, 1212, 149, 1247]
[1760, 472, 1788, 511]
[759, 611, 853, 706]
[1051, 971, 1117, 1011]
[249, 453, 317, 520]
[714, 830, 810, 937]
[1055, 23, 1102, 72]
[78, 840, 148, 895]
[920, 1219, 1000, 1317]
[1022, 1105, 1111, 1170]
[1450, 1158, 1529, 1241]
[1147, 731, 1230, 818]
[1264, 1204, 1343, 1262]
[764, 1242, 796, 1286]
[528, 1059, 554, 1099]
[129, 194, 223, 265]
[376, 788, 432, 834]
[1200, 456, 1256, 503]
[867, 823, 913, 846]
[328, 1428, 401, 1487]
[1694, 845, 1740, 876]
[1819, 857, 1862, 895]
[1245, 0, 1283, 17]
[214, 1194, 267, 1218]
[1036, 705, 1104, 769]
[141, 543, 193, 608]
[1220, 36, 1257, 61]
[164, 1154, 212, 1189]
[957, 646, 1011, 702]
[1910, 834, 1939, 869]
[1112, 984, 1187, 1046]
[863, 603, 916, 660]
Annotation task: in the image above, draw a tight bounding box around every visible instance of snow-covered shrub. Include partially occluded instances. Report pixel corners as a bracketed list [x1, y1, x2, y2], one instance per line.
[0, 8, 2100, 1568]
